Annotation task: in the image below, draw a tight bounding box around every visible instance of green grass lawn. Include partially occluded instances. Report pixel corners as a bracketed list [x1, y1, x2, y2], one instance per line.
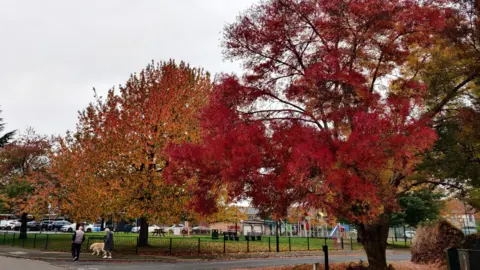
[387, 237, 412, 249]
[0, 231, 362, 255]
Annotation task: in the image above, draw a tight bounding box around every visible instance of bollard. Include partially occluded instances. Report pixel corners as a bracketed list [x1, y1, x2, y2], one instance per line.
[3, 232, 6, 245]
[307, 237, 310, 251]
[223, 236, 226, 254]
[276, 234, 280, 252]
[169, 238, 172, 255]
[350, 236, 353, 250]
[323, 245, 329, 270]
[313, 262, 321, 270]
[341, 237, 344, 250]
[33, 234, 37, 249]
[198, 238, 200, 254]
[268, 237, 271, 252]
[289, 237, 291, 251]
[12, 233, 15, 247]
[247, 237, 250, 253]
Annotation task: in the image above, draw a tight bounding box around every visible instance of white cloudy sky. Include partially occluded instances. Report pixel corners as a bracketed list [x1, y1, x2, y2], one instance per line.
[1, 0, 256, 136]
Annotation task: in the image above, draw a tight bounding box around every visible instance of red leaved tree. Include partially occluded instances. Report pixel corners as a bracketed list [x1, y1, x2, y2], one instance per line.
[164, 1, 472, 268]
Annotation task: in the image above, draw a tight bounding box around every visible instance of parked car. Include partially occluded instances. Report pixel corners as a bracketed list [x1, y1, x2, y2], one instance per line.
[27, 221, 42, 231]
[40, 220, 54, 231]
[48, 220, 71, 231]
[60, 223, 76, 232]
[400, 231, 416, 238]
[85, 223, 102, 233]
[0, 220, 9, 230]
[120, 224, 134, 233]
[192, 226, 210, 235]
[0, 220, 21, 230]
[131, 225, 161, 233]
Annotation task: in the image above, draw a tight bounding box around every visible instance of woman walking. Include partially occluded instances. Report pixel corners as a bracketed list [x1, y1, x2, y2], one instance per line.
[103, 228, 114, 258]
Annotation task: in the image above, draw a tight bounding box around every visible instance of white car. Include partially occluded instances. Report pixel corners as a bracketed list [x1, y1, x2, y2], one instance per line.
[131, 225, 160, 233]
[0, 220, 21, 230]
[60, 223, 76, 232]
[402, 231, 416, 238]
[85, 223, 102, 233]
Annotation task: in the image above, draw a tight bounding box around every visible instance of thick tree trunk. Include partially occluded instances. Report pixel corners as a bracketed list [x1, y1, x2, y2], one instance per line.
[138, 217, 149, 247]
[356, 216, 390, 270]
[19, 213, 28, 239]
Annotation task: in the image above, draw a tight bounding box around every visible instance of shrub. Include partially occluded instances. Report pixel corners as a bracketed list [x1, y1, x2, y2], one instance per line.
[411, 219, 463, 264]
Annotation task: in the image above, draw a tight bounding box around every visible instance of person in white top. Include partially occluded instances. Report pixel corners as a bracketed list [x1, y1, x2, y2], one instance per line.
[71, 225, 85, 262]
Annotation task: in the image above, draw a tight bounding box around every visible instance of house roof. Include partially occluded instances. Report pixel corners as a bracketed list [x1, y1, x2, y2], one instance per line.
[246, 208, 259, 215]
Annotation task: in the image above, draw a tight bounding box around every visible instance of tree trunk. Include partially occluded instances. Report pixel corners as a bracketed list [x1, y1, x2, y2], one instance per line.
[100, 217, 105, 231]
[138, 217, 149, 247]
[356, 216, 390, 270]
[19, 213, 28, 239]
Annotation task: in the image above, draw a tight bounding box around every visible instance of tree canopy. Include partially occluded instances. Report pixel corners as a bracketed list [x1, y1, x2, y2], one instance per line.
[164, 1, 480, 268]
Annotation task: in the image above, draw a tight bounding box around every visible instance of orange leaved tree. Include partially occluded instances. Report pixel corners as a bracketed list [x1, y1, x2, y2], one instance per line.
[47, 60, 211, 245]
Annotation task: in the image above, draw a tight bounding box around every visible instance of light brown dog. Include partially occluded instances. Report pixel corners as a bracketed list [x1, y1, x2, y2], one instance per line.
[90, 242, 105, 256]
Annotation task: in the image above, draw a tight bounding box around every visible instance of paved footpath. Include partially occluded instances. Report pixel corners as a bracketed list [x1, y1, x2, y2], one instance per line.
[0, 246, 411, 270]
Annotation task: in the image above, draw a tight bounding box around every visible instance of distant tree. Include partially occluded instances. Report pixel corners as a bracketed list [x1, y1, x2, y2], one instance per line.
[0, 109, 15, 147]
[390, 189, 444, 228]
[0, 129, 51, 239]
[0, 109, 16, 213]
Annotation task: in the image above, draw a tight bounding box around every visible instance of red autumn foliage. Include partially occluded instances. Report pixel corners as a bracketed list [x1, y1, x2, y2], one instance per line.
[164, 1, 468, 268]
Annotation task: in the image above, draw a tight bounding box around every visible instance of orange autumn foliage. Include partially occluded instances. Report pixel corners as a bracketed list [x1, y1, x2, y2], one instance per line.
[44, 60, 211, 223]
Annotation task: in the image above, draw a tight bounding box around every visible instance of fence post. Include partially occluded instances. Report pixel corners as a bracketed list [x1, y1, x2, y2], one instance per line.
[323, 245, 329, 270]
[135, 237, 139, 255]
[44, 234, 49, 250]
[198, 238, 200, 254]
[247, 238, 250, 253]
[307, 237, 310, 251]
[223, 236, 226, 254]
[268, 237, 271, 252]
[12, 233, 15, 247]
[340, 237, 344, 250]
[288, 237, 291, 251]
[169, 238, 172, 255]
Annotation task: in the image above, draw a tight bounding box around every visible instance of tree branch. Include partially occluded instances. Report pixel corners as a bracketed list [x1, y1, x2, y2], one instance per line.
[427, 69, 480, 118]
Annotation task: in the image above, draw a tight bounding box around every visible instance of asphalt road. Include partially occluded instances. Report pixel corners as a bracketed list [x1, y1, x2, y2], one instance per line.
[0, 256, 65, 270]
[44, 253, 411, 270]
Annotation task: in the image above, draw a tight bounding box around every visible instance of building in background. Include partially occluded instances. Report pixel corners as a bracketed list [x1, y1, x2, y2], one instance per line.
[442, 198, 478, 235]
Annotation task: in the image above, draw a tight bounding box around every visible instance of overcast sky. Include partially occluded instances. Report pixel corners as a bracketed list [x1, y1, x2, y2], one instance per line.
[0, 0, 256, 137]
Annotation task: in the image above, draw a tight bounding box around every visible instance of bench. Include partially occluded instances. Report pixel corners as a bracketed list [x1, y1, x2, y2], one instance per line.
[152, 228, 165, 237]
